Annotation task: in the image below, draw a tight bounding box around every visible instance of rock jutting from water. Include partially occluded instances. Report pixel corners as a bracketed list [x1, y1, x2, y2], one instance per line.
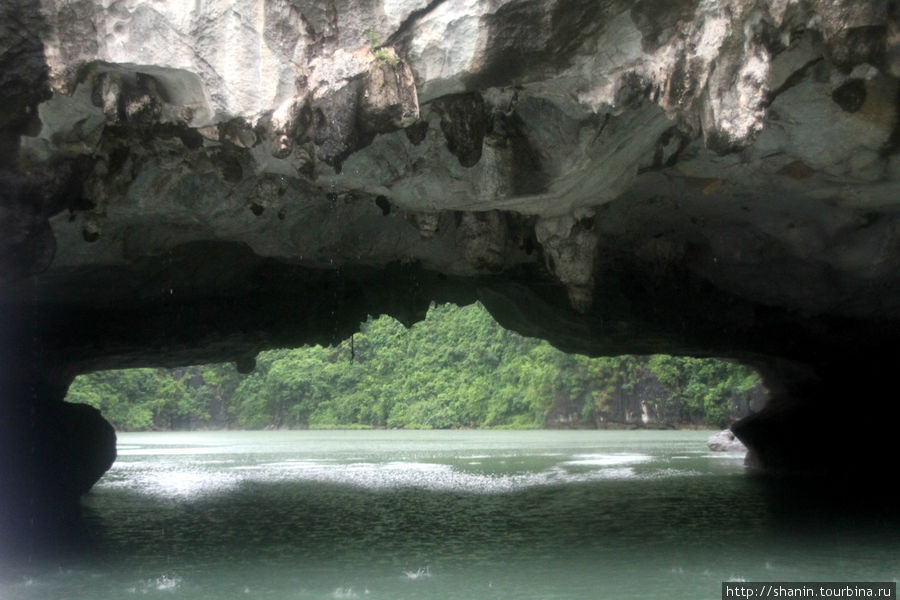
[1, 0, 900, 535]
[707, 430, 748, 453]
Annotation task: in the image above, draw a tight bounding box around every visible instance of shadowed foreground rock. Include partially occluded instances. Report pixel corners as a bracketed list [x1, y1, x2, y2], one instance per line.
[0, 372, 116, 547]
[2, 0, 900, 542]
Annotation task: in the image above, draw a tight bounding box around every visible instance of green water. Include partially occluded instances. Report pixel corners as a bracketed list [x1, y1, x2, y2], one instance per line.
[1, 430, 897, 599]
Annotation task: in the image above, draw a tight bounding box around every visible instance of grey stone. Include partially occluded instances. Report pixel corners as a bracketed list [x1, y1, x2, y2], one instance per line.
[707, 430, 747, 453]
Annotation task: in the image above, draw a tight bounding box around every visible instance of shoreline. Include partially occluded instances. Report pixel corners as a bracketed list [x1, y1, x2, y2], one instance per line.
[110, 423, 723, 433]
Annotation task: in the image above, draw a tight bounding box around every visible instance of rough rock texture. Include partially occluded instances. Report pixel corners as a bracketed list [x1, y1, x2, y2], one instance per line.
[2, 0, 900, 528]
[708, 429, 748, 453]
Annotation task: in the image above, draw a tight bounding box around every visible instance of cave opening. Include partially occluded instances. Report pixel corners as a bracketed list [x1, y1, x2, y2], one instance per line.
[4, 303, 899, 599]
[2, 0, 899, 593]
[63, 302, 768, 433]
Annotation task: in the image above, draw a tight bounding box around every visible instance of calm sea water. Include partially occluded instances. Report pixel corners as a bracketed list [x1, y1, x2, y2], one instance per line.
[1, 430, 897, 600]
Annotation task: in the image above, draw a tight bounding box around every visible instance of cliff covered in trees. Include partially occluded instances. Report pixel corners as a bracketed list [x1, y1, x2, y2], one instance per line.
[67, 303, 764, 431]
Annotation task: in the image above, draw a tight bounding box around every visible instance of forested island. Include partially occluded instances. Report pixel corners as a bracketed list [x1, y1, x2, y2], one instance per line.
[67, 303, 764, 431]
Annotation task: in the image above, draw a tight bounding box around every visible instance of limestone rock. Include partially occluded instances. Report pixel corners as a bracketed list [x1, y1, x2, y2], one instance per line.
[707, 429, 747, 453]
[1, 0, 899, 485]
[53, 402, 118, 496]
[535, 212, 598, 312]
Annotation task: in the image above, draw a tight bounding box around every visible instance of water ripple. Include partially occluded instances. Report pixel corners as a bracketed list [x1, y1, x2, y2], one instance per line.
[99, 453, 700, 498]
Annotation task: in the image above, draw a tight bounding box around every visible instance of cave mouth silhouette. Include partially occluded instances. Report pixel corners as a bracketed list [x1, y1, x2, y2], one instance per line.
[0, 296, 770, 559]
[61, 302, 768, 433]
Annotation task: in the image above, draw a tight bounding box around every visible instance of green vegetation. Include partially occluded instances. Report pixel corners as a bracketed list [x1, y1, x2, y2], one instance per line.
[365, 29, 399, 65]
[66, 302, 764, 431]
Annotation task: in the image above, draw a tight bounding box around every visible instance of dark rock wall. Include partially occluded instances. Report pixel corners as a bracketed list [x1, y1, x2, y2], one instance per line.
[0, 359, 116, 549]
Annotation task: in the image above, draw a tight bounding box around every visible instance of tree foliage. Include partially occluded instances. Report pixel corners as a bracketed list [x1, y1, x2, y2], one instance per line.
[66, 302, 764, 430]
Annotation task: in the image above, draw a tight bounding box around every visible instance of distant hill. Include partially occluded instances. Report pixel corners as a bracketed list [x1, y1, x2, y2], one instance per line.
[67, 303, 765, 431]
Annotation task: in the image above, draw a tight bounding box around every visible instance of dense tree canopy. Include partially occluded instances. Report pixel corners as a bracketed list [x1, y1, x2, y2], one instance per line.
[66, 302, 764, 431]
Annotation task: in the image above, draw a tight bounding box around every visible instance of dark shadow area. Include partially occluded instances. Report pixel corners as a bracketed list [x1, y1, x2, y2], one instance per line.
[0, 401, 115, 568]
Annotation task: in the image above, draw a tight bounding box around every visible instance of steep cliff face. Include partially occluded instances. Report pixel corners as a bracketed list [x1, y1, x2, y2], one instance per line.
[1, 0, 899, 526]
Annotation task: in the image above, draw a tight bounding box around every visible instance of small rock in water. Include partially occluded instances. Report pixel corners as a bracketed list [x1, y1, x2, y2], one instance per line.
[404, 566, 431, 580]
[155, 575, 182, 591]
[707, 430, 747, 452]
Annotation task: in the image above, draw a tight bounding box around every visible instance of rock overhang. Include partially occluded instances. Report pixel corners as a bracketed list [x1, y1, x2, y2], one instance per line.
[0, 0, 899, 479]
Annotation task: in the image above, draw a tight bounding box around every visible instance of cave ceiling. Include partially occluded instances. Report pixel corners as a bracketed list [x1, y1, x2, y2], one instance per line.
[1, 0, 898, 379]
